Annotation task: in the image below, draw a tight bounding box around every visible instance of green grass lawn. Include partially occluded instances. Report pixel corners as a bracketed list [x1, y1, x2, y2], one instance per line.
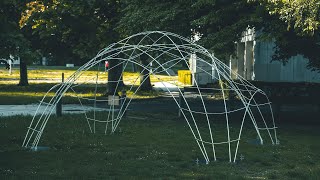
[1, 66, 320, 179]
[0, 65, 177, 105]
[0, 65, 177, 85]
[0, 83, 164, 105]
[0, 112, 320, 179]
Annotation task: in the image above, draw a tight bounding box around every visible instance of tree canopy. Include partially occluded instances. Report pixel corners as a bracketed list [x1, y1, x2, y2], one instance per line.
[0, 0, 38, 86]
[0, 0, 34, 59]
[20, 0, 121, 65]
[116, 0, 194, 38]
[250, 0, 320, 70]
[253, 0, 320, 36]
[191, 0, 262, 59]
[1, 0, 319, 70]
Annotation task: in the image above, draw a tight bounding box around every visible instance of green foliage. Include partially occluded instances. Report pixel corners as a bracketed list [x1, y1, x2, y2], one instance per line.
[117, 0, 260, 62]
[191, 0, 263, 60]
[250, 0, 320, 71]
[116, 0, 194, 38]
[250, 0, 320, 70]
[0, 0, 36, 62]
[21, 0, 121, 65]
[6, 0, 320, 70]
[253, 0, 320, 36]
[271, 29, 320, 71]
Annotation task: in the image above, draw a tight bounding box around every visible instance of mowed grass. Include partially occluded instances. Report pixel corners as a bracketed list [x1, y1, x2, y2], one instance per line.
[0, 83, 102, 105]
[0, 66, 177, 85]
[0, 111, 320, 179]
[0, 83, 164, 105]
[0, 66, 177, 104]
[1, 66, 320, 178]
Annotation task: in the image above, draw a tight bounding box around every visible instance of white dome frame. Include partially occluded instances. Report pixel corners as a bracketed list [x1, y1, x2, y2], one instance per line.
[22, 31, 278, 164]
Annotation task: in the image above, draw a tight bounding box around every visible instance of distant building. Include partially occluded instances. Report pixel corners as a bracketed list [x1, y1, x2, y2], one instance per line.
[189, 53, 217, 85]
[230, 28, 320, 83]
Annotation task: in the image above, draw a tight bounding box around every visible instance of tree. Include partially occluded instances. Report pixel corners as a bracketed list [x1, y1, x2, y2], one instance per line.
[189, 0, 320, 70]
[250, 0, 320, 70]
[117, 0, 195, 90]
[117, 0, 194, 38]
[107, 59, 124, 95]
[252, 0, 320, 36]
[0, 0, 37, 86]
[21, 0, 124, 93]
[20, 0, 121, 65]
[191, 0, 263, 61]
[117, 0, 266, 63]
[139, 53, 152, 91]
[20, 0, 320, 75]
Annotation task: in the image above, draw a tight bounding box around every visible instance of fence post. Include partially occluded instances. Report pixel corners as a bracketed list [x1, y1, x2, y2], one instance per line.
[56, 73, 64, 117]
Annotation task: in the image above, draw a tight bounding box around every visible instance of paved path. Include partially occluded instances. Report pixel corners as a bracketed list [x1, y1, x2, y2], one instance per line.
[0, 104, 109, 117]
[0, 81, 181, 117]
[0, 79, 318, 117]
[0, 100, 318, 118]
[153, 82, 180, 92]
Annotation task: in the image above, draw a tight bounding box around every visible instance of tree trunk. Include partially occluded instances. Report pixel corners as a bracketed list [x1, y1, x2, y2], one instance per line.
[139, 54, 152, 91]
[18, 58, 29, 86]
[107, 59, 124, 95]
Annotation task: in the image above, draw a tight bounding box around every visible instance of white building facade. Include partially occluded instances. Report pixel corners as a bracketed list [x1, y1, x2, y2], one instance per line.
[230, 29, 320, 83]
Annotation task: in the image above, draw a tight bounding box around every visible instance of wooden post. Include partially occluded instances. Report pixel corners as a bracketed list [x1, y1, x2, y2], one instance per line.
[56, 73, 64, 117]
